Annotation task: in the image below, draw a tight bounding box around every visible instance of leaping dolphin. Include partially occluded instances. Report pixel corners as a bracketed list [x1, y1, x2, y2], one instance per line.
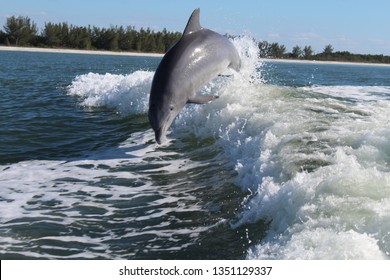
[148, 8, 241, 144]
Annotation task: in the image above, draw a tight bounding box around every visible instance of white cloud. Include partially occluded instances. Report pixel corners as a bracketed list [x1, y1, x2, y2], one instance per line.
[291, 32, 321, 42]
[267, 32, 281, 39]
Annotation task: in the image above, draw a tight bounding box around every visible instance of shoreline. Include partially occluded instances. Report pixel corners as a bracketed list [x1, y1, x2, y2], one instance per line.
[1, 46, 390, 67]
[260, 58, 390, 67]
[0, 46, 164, 57]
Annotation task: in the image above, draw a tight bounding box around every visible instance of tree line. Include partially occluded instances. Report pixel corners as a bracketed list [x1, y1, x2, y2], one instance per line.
[258, 41, 390, 64]
[0, 15, 181, 53]
[1, 15, 389, 64]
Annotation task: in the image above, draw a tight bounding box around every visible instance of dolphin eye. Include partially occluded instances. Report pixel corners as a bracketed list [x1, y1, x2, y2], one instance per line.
[170, 106, 174, 111]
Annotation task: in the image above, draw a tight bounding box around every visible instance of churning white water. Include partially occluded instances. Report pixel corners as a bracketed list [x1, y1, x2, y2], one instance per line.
[1, 37, 389, 259]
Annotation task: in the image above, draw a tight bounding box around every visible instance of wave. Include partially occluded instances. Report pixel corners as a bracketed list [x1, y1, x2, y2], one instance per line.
[67, 36, 390, 259]
[178, 39, 390, 259]
[2, 37, 390, 259]
[0, 130, 223, 259]
[302, 85, 390, 102]
[67, 71, 154, 115]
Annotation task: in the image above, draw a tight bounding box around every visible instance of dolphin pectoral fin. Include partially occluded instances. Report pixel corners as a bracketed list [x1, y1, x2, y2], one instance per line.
[229, 58, 242, 72]
[188, 94, 219, 104]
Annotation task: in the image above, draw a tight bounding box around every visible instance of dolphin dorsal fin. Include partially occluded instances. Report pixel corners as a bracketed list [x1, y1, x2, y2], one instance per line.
[183, 8, 202, 36]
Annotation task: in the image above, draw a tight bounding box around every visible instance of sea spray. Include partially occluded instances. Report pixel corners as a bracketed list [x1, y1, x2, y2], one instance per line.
[2, 38, 390, 259]
[67, 71, 154, 115]
[174, 37, 390, 259]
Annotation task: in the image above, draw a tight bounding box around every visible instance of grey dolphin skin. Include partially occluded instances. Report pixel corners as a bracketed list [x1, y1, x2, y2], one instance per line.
[148, 8, 241, 144]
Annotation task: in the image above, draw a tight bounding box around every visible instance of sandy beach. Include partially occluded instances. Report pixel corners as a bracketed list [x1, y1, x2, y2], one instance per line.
[260, 58, 390, 67]
[1, 45, 390, 67]
[0, 46, 164, 57]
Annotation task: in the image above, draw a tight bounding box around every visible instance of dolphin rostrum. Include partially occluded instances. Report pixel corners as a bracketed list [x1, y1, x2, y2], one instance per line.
[148, 8, 241, 144]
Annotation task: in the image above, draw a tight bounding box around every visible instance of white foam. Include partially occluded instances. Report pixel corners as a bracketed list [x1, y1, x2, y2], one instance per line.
[3, 37, 390, 259]
[0, 129, 202, 222]
[302, 85, 390, 102]
[67, 71, 154, 115]
[248, 228, 386, 260]
[0, 127, 215, 258]
[173, 37, 390, 259]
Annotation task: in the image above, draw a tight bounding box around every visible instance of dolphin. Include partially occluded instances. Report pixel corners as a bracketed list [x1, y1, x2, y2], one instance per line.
[148, 8, 241, 144]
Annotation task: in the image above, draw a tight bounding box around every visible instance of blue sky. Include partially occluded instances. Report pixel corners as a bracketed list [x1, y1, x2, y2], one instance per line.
[1, 0, 390, 55]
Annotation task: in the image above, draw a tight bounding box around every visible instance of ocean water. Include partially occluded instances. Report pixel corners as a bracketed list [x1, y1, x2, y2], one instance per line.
[1, 38, 390, 259]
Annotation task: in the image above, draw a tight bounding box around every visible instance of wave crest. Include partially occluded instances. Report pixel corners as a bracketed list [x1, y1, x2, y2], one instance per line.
[67, 71, 154, 115]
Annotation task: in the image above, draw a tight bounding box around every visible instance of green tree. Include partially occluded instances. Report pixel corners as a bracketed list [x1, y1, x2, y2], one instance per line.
[144, 32, 157, 52]
[68, 25, 91, 49]
[270, 42, 286, 58]
[59, 23, 70, 47]
[303, 45, 313, 59]
[117, 26, 135, 51]
[109, 32, 119, 51]
[323, 44, 333, 58]
[155, 33, 165, 53]
[91, 27, 117, 50]
[42, 22, 71, 47]
[162, 28, 181, 52]
[43, 22, 62, 47]
[291, 45, 303, 59]
[3, 16, 38, 46]
[0, 30, 6, 45]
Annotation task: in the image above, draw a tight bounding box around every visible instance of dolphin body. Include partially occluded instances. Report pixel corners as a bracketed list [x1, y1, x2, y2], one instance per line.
[148, 8, 241, 144]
